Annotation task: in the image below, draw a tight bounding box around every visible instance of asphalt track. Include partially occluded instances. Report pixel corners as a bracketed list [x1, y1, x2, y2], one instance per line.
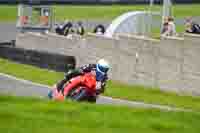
[0, 73, 193, 112]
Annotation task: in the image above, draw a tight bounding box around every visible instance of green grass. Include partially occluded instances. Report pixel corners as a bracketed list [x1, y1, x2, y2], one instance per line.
[105, 81, 200, 111]
[0, 6, 17, 22]
[1, 4, 199, 38]
[54, 4, 200, 21]
[1, 4, 200, 22]
[0, 58, 63, 86]
[0, 94, 200, 133]
[54, 5, 158, 21]
[1, 57, 200, 111]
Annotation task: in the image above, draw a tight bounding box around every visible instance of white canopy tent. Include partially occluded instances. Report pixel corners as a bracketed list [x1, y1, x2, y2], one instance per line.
[104, 0, 172, 38]
[104, 11, 160, 38]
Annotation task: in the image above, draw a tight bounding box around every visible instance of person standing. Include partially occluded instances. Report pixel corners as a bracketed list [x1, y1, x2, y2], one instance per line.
[161, 16, 169, 34]
[161, 16, 177, 36]
[185, 17, 200, 34]
[167, 16, 177, 36]
[76, 21, 85, 36]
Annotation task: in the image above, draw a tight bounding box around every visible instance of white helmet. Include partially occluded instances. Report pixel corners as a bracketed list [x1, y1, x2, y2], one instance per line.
[96, 59, 110, 74]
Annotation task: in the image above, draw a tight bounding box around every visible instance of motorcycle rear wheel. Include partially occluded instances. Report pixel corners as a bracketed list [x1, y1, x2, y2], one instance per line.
[87, 96, 97, 103]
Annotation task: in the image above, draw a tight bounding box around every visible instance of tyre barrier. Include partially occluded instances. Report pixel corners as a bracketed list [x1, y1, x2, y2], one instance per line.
[0, 45, 76, 72]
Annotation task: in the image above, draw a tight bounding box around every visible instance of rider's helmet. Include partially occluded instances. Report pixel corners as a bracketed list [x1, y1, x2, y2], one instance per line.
[96, 59, 110, 81]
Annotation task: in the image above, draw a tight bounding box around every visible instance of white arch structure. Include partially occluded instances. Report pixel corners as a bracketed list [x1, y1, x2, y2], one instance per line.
[104, 11, 152, 38]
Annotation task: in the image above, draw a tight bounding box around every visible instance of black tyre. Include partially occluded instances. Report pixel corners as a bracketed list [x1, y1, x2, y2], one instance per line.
[67, 87, 87, 101]
[87, 96, 97, 103]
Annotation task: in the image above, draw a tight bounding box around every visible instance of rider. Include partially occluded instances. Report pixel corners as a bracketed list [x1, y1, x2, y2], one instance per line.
[56, 59, 110, 94]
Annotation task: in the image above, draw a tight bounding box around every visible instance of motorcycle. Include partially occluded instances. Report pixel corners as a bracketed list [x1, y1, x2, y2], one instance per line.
[48, 72, 100, 103]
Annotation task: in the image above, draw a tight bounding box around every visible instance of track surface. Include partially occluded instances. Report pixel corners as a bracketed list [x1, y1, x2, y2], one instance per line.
[0, 22, 17, 42]
[0, 73, 192, 112]
[1, 20, 199, 112]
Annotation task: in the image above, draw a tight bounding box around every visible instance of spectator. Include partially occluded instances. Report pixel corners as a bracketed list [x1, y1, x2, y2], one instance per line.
[68, 27, 75, 34]
[161, 17, 169, 34]
[76, 21, 85, 36]
[93, 24, 105, 35]
[161, 23, 169, 34]
[67, 27, 80, 39]
[162, 16, 177, 36]
[168, 16, 177, 36]
[185, 17, 200, 34]
[55, 20, 73, 36]
[63, 21, 73, 36]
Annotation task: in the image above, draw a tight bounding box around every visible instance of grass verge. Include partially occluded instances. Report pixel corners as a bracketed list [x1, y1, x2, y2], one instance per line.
[0, 94, 200, 133]
[0, 4, 200, 22]
[105, 81, 200, 111]
[1, 58, 200, 111]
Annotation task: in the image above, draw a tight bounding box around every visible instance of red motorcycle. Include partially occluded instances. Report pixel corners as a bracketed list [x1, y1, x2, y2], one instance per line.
[48, 72, 99, 102]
